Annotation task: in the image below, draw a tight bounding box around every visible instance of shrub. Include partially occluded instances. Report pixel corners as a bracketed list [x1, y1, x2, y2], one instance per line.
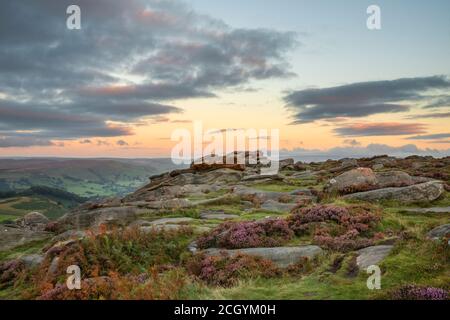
[0, 259, 25, 289]
[38, 268, 190, 300]
[196, 219, 294, 249]
[34, 226, 194, 293]
[287, 205, 381, 252]
[391, 285, 448, 300]
[186, 253, 280, 287]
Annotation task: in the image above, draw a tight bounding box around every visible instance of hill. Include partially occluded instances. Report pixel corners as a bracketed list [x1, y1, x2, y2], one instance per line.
[0, 186, 88, 221]
[0, 158, 185, 198]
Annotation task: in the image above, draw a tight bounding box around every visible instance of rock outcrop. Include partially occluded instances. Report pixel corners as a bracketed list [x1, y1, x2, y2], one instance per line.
[343, 181, 444, 204]
[356, 245, 394, 270]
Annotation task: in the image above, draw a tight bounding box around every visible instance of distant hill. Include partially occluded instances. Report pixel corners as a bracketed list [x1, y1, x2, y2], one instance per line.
[0, 186, 88, 221]
[0, 158, 185, 198]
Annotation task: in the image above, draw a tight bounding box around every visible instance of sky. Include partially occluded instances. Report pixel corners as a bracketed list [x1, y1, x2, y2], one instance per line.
[0, 0, 449, 158]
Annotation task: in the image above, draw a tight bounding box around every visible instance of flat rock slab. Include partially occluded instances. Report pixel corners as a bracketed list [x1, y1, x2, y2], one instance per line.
[145, 198, 194, 209]
[403, 207, 450, 214]
[203, 246, 323, 268]
[356, 245, 394, 270]
[149, 217, 194, 225]
[0, 226, 51, 251]
[427, 224, 450, 241]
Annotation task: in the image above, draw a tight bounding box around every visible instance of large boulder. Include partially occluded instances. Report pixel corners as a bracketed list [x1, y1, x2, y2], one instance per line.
[203, 246, 323, 268]
[326, 168, 378, 194]
[356, 245, 394, 270]
[343, 181, 444, 204]
[16, 212, 49, 231]
[278, 158, 295, 170]
[376, 171, 430, 188]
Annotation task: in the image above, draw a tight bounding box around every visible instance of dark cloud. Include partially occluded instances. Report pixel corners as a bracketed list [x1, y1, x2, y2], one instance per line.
[284, 76, 450, 124]
[116, 140, 129, 146]
[0, 136, 54, 148]
[0, 0, 298, 147]
[406, 133, 450, 140]
[423, 96, 450, 109]
[96, 140, 111, 146]
[333, 123, 427, 137]
[343, 139, 361, 146]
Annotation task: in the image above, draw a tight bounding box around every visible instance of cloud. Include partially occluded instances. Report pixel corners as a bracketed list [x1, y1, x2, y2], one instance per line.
[333, 122, 427, 137]
[0, 0, 298, 147]
[405, 112, 450, 119]
[0, 136, 54, 148]
[116, 140, 129, 146]
[280, 143, 450, 162]
[284, 76, 450, 124]
[423, 95, 450, 109]
[406, 133, 450, 140]
[343, 139, 361, 146]
[96, 140, 111, 146]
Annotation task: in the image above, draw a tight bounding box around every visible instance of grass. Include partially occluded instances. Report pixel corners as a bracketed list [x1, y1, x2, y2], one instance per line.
[0, 196, 68, 220]
[191, 274, 372, 300]
[251, 183, 301, 193]
[0, 239, 49, 262]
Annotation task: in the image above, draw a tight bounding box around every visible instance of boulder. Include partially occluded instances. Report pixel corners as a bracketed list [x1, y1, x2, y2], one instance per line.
[356, 245, 394, 270]
[427, 224, 450, 241]
[20, 254, 44, 268]
[326, 168, 377, 194]
[343, 181, 444, 204]
[203, 246, 323, 268]
[375, 171, 416, 188]
[293, 161, 307, 171]
[328, 158, 358, 173]
[17, 212, 49, 231]
[279, 158, 295, 170]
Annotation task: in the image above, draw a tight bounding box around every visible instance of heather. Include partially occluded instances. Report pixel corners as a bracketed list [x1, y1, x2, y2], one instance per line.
[26, 226, 195, 298]
[196, 219, 294, 249]
[391, 285, 448, 300]
[287, 205, 381, 252]
[37, 268, 193, 300]
[185, 253, 281, 287]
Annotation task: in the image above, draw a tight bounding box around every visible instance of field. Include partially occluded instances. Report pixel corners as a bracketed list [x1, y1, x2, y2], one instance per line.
[0, 158, 184, 198]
